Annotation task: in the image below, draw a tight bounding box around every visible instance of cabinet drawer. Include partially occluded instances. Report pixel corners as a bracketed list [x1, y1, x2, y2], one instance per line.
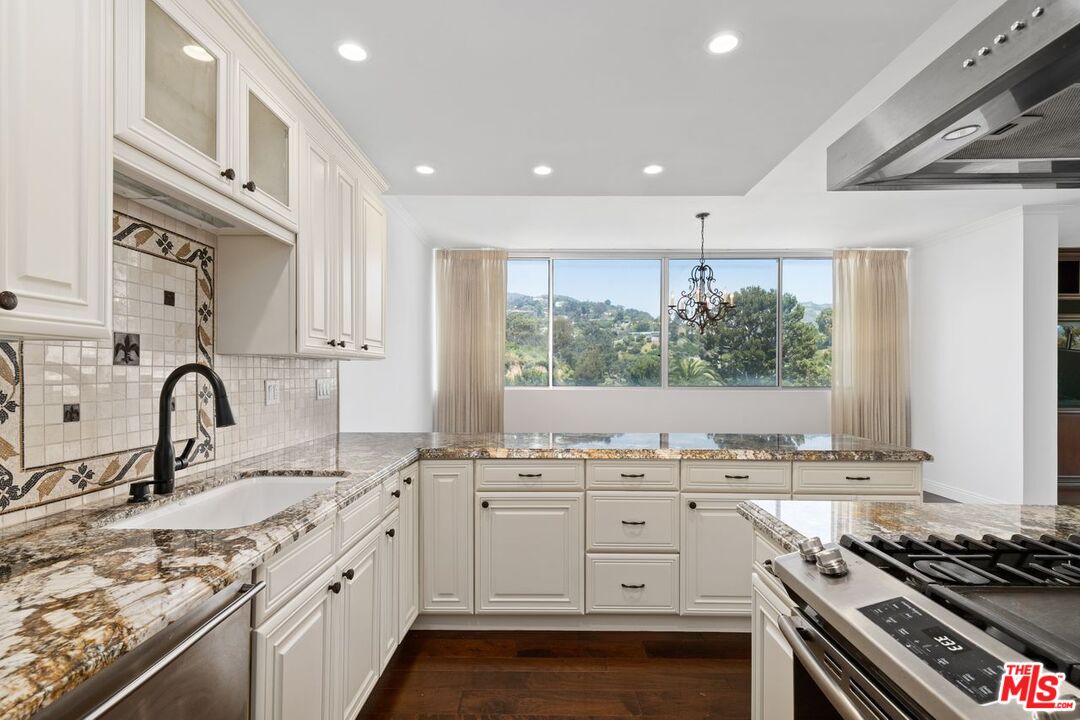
[792, 462, 921, 495]
[791, 493, 921, 502]
[475, 460, 584, 490]
[382, 473, 401, 515]
[587, 554, 679, 614]
[586, 461, 679, 490]
[681, 461, 791, 492]
[253, 519, 335, 624]
[587, 492, 679, 552]
[337, 486, 382, 554]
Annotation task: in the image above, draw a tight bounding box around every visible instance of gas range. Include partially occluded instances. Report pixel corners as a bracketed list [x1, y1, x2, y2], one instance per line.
[773, 532, 1080, 720]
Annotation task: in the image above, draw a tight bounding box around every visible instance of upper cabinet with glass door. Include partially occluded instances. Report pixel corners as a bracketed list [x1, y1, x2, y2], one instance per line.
[115, 0, 233, 193]
[235, 66, 299, 226]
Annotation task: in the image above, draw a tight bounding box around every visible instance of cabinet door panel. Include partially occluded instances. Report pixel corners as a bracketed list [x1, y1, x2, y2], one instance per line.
[398, 464, 419, 636]
[477, 493, 584, 614]
[0, 0, 111, 340]
[339, 533, 380, 720]
[681, 494, 786, 615]
[296, 130, 336, 355]
[115, 0, 232, 191]
[420, 462, 473, 613]
[751, 574, 794, 720]
[335, 160, 361, 353]
[380, 511, 400, 670]
[360, 192, 386, 355]
[237, 66, 298, 226]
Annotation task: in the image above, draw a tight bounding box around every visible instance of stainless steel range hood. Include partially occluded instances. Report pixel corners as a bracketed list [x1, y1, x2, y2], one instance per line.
[828, 0, 1080, 191]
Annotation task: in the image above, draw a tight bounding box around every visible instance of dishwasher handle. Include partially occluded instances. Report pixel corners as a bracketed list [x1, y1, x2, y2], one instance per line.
[82, 580, 266, 720]
[778, 613, 874, 720]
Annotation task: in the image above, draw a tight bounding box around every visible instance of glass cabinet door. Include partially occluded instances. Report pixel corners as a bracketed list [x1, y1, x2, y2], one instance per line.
[116, 0, 232, 189]
[238, 67, 298, 225]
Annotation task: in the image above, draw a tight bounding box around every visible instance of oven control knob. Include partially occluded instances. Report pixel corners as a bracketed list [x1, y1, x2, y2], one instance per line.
[815, 547, 849, 577]
[798, 536, 825, 562]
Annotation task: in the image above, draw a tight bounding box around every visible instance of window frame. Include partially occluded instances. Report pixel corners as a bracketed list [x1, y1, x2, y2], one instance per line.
[505, 251, 832, 391]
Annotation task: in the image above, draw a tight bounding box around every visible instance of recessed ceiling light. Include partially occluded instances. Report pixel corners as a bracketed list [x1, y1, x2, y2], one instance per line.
[706, 32, 741, 55]
[533, 165, 553, 176]
[415, 165, 435, 175]
[643, 164, 664, 175]
[337, 42, 368, 62]
[182, 44, 214, 63]
[942, 124, 981, 141]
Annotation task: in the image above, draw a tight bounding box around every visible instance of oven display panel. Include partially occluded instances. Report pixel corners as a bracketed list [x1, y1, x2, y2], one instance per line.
[859, 597, 1004, 704]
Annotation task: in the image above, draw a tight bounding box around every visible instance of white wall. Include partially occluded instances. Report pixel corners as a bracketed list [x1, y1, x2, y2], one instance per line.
[504, 388, 829, 434]
[910, 208, 1058, 504]
[339, 201, 434, 432]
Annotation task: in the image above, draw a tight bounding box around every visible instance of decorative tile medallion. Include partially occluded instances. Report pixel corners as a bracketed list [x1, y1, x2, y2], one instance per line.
[0, 212, 217, 511]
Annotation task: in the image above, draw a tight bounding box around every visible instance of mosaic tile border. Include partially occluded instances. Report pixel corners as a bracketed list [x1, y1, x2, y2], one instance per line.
[0, 212, 217, 511]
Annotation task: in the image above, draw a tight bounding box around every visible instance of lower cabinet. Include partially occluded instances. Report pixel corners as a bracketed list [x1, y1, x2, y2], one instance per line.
[420, 461, 474, 613]
[338, 531, 381, 720]
[476, 492, 584, 614]
[398, 464, 420, 637]
[751, 572, 795, 720]
[379, 510, 400, 670]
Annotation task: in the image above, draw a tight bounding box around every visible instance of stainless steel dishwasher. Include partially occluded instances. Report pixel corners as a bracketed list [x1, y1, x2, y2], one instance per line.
[36, 580, 264, 720]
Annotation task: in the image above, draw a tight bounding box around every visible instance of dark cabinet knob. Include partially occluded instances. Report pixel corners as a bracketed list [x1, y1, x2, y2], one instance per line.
[242, 180, 257, 192]
[342, 569, 355, 581]
[360, 344, 369, 351]
[391, 489, 400, 498]
[220, 168, 235, 180]
[326, 339, 337, 346]
[403, 476, 413, 485]
[328, 581, 342, 594]
[337, 340, 346, 347]
[386, 528, 396, 538]
[0, 291, 17, 311]
[688, 501, 697, 510]
[481, 500, 489, 508]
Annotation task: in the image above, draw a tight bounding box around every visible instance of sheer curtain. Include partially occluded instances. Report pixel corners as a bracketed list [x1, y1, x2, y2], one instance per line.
[831, 249, 911, 445]
[434, 249, 508, 433]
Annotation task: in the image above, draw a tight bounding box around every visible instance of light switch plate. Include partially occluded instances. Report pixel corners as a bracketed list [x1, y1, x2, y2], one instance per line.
[316, 378, 334, 400]
[264, 380, 281, 406]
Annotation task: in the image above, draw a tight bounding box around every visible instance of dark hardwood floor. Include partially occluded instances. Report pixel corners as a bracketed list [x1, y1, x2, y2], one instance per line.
[357, 630, 751, 719]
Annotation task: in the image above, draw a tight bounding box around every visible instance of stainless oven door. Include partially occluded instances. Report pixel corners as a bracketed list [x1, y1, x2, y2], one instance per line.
[780, 609, 920, 720]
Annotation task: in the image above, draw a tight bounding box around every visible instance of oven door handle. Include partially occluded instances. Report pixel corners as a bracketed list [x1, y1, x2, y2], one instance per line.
[778, 613, 875, 720]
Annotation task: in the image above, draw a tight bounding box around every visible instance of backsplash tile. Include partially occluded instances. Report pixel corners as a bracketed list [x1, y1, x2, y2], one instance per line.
[0, 198, 338, 517]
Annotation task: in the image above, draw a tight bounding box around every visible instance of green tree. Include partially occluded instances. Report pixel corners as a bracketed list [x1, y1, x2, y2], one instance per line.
[669, 357, 717, 386]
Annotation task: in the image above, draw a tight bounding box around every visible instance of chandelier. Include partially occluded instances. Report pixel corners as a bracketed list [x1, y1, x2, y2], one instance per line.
[668, 212, 735, 333]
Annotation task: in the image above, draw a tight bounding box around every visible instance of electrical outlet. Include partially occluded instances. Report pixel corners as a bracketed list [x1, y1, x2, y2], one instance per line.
[264, 379, 281, 406]
[316, 378, 334, 400]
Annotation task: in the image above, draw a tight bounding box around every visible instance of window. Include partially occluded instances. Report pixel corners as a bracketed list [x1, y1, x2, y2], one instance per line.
[553, 259, 661, 386]
[505, 255, 832, 388]
[781, 259, 833, 388]
[669, 259, 778, 386]
[505, 259, 549, 386]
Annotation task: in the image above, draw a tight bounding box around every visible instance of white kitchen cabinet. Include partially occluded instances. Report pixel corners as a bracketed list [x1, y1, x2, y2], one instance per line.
[115, 0, 233, 193]
[336, 531, 380, 720]
[296, 128, 336, 355]
[359, 190, 387, 356]
[420, 462, 474, 613]
[398, 464, 420, 637]
[751, 572, 795, 720]
[681, 494, 787, 615]
[252, 567, 337, 720]
[476, 492, 584, 614]
[379, 511, 400, 670]
[0, 0, 112, 341]
[235, 64, 299, 226]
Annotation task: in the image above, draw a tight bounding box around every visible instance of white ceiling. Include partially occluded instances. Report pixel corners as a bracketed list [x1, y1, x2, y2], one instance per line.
[240, 0, 950, 196]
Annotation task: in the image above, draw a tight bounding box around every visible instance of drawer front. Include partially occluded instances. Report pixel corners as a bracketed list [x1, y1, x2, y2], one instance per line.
[254, 519, 335, 623]
[587, 554, 678, 614]
[587, 491, 679, 552]
[475, 460, 584, 490]
[586, 461, 679, 490]
[753, 531, 788, 568]
[681, 461, 791, 492]
[792, 462, 921, 495]
[791, 493, 921, 502]
[382, 473, 401, 515]
[337, 486, 382, 553]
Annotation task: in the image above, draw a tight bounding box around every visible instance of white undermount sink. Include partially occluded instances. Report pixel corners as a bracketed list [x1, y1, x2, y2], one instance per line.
[106, 475, 341, 530]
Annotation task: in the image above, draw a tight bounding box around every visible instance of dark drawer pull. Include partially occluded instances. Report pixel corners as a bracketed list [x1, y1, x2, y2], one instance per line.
[342, 569, 355, 581]
[621, 520, 646, 526]
[724, 474, 750, 479]
[620, 473, 645, 478]
[328, 581, 342, 594]
[386, 528, 395, 538]
[391, 489, 400, 498]
[621, 583, 645, 589]
[845, 475, 872, 481]
[481, 500, 490, 508]
[242, 180, 257, 192]
[517, 472, 543, 478]
[688, 501, 697, 509]
[403, 476, 413, 485]
[0, 291, 18, 311]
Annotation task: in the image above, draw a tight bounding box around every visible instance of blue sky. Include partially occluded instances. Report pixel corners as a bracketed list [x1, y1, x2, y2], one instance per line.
[508, 257, 832, 315]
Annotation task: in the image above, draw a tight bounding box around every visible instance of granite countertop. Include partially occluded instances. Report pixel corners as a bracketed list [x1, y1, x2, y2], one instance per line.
[738, 499, 1080, 553]
[0, 431, 929, 719]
